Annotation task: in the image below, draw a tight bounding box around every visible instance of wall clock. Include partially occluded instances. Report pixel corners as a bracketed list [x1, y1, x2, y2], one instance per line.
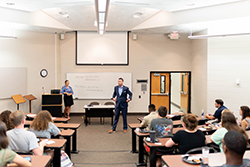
[40, 69, 48, 78]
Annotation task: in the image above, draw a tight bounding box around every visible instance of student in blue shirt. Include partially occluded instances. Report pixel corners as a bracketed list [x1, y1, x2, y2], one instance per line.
[206, 99, 227, 122]
[61, 80, 74, 118]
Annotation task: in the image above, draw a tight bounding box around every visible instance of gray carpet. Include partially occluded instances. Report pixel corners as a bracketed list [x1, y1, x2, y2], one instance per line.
[67, 114, 146, 167]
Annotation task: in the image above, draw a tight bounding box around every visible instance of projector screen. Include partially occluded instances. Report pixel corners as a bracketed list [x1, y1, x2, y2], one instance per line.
[76, 31, 129, 65]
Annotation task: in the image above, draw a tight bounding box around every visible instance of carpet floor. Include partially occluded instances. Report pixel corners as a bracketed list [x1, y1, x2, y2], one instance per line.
[67, 114, 147, 167]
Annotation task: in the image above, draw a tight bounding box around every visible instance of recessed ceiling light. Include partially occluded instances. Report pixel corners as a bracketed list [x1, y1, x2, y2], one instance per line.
[58, 11, 68, 15]
[186, 2, 195, 6]
[6, 2, 15, 5]
[58, 11, 70, 18]
[133, 12, 143, 18]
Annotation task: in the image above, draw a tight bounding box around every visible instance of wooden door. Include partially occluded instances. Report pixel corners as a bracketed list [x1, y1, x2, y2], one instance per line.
[180, 73, 189, 113]
[150, 73, 170, 111]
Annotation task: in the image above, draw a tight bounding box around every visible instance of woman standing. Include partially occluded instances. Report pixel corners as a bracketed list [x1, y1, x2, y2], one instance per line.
[61, 80, 74, 118]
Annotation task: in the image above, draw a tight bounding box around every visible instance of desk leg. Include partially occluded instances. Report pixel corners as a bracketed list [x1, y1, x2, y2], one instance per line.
[71, 129, 79, 154]
[64, 136, 71, 159]
[135, 136, 147, 166]
[53, 148, 61, 167]
[130, 128, 138, 154]
[111, 115, 113, 126]
[149, 147, 156, 167]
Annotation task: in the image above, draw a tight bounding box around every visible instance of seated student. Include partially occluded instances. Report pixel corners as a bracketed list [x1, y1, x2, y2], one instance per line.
[140, 104, 158, 130]
[7, 110, 48, 155]
[165, 114, 206, 154]
[215, 130, 250, 167]
[239, 106, 250, 130]
[30, 110, 61, 139]
[0, 121, 31, 167]
[149, 106, 173, 138]
[0, 110, 14, 130]
[205, 99, 227, 122]
[211, 112, 248, 152]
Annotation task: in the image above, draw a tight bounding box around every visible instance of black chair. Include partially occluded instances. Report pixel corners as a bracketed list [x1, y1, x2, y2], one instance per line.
[207, 143, 220, 152]
[171, 115, 182, 121]
[14, 151, 33, 155]
[198, 118, 208, 125]
[186, 147, 215, 154]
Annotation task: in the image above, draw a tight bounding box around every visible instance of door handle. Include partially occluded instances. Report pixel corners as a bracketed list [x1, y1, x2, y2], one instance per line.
[180, 91, 187, 95]
[151, 92, 169, 96]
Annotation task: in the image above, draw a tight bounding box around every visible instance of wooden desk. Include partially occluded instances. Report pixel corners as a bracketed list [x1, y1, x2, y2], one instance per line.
[41, 139, 66, 167]
[83, 105, 115, 126]
[7, 155, 51, 167]
[144, 138, 171, 167]
[25, 113, 70, 123]
[162, 151, 250, 167]
[58, 129, 74, 159]
[134, 130, 150, 166]
[128, 123, 140, 154]
[54, 123, 81, 154]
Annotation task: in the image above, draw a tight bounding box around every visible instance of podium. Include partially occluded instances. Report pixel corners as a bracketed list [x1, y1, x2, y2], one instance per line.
[24, 94, 37, 113]
[42, 94, 62, 117]
[11, 94, 26, 110]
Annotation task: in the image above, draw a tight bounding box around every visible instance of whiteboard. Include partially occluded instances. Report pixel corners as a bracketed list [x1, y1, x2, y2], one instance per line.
[76, 31, 128, 65]
[0, 67, 27, 99]
[66, 73, 132, 99]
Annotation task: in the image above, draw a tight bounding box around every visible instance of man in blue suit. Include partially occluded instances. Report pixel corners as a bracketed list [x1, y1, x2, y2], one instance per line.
[109, 78, 132, 134]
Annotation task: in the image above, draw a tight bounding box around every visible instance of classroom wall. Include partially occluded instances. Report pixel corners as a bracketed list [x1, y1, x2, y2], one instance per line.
[207, 34, 250, 119]
[0, 30, 56, 114]
[59, 32, 192, 113]
[190, 30, 208, 116]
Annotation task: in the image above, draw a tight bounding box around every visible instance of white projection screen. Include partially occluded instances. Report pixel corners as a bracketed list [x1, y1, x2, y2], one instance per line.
[76, 31, 129, 65]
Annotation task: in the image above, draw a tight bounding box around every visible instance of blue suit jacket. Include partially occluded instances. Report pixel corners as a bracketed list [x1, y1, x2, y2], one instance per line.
[112, 85, 132, 109]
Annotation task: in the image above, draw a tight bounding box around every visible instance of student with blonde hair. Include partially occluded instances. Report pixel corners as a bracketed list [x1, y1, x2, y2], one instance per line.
[30, 110, 61, 138]
[7, 110, 47, 155]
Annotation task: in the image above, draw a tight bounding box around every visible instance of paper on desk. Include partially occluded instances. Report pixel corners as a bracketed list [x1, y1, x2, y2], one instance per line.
[154, 143, 162, 145]
[27, 114, 36, 117]
[167, 114, 175, 118]
[46, 140, 55, 145]
[199, 128, 207, 131]
[52, 117, 56, 120]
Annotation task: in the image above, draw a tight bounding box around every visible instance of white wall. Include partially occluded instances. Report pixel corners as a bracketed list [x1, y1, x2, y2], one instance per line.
[190, 30, 208, 116]
[59, 32, 192, 113]
[207, 35, 250, 118]
[0, 30, 56, 114]
[171, 73, 181, 106]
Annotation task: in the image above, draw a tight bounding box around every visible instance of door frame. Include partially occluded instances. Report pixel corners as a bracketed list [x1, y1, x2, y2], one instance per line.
[150, 71, 191, 114]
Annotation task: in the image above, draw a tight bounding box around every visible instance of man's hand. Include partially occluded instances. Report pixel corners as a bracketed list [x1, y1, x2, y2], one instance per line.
[126, 99, 130, 102]
[113, 98, 117, 102]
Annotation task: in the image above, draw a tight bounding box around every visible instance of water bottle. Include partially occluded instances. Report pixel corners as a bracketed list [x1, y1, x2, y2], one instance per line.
[201, 109, 204, 118]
